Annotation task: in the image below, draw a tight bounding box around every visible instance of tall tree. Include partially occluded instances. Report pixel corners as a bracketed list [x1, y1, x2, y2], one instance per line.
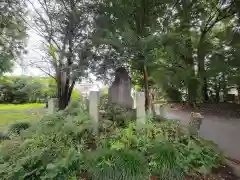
[27, 0, 94, 109]
[93, 0, 175, 111]
[149, 0, 237, 104]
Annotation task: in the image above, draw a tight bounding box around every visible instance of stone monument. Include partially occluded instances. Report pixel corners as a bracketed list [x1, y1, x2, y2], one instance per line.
[108, 67, 133, 109]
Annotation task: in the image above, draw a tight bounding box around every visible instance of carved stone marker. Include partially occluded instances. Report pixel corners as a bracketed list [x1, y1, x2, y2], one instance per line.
[48, 98, 58, 113]
[136, 92, 146, 126]
[189, 112, 204, 136]
[108, 67, 133, 109]
[89, 91, 99, 134]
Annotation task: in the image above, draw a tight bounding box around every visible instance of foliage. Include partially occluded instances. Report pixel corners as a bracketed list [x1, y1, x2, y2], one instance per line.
[0, 101, 93, 180]
[0, 101, 223, 179]
[0, 0, 27, 74]
[92, 0, 240, 105]
[70, 90, 81, 103]
[0, 76, 82, 104]
[27, 0, 95, 109]
[98, 121, 222, 176]
[85, 149, 148, 180]
[8, 122, 30, 135]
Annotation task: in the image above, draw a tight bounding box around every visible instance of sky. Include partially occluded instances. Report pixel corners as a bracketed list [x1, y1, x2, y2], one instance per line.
[11, 29, 44, 76]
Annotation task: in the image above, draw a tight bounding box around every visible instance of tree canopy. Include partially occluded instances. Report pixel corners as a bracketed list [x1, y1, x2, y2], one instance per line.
[13, 0, 240, 109]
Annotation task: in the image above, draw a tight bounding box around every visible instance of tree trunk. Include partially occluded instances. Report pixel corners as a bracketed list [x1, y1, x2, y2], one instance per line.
[203, 78, 209, 102]
[214, 78, 220, 103]
[238, 86, 240, 104]
[143, 65, 150, 113]
[187, 77, 197, 108]
[197, 33, 208, 103]
[56, 69, 73, 110]
[222, 74, 228, 102]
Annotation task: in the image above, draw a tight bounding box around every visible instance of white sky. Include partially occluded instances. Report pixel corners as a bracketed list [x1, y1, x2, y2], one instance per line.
[12, 29, 44, 76]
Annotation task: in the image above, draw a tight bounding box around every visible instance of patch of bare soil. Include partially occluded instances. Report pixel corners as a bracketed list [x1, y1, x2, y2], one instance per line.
[170, 103, 240, 118]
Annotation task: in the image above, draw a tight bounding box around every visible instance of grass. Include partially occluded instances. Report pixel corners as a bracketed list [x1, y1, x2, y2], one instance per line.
[0, 103, 45, 132]
[0, 103, 44, 110]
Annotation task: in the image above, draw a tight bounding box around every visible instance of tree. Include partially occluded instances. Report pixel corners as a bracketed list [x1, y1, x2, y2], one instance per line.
[145, 0, 237, 105]
[93, 0, 175, 111]
[0, 0, 27, 74]
[27, 0, 94, 109]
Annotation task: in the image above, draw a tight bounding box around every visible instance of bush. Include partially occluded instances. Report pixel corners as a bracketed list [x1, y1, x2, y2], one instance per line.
[0, 101, 94, 180]
[8, 122, 30, 135]
[98, 121, 222, 177]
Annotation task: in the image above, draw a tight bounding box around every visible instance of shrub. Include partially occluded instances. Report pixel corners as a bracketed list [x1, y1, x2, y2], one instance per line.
[0, 101, 94, 180]
[8, 122, 30, 135]
[98, 121, 222, 177]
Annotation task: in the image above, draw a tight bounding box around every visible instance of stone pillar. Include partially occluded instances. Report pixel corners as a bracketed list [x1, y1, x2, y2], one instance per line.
[136, 92, 146, 126]
[189, 112, 204, 136]
[89, 91, 99, 134]
[48, 98, 58, 113]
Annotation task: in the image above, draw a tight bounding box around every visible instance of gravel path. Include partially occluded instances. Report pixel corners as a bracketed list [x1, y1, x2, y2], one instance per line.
[165, 109, 240, 161]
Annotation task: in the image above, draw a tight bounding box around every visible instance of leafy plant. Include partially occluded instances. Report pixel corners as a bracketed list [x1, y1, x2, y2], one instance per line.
[98, 120, 222, 177]
[0, 101, 94, 180]
[8, 122, 30, 135]
[85, 149, 148, 180]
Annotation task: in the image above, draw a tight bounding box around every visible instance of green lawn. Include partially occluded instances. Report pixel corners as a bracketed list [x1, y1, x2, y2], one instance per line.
[0, 104, 45, 132]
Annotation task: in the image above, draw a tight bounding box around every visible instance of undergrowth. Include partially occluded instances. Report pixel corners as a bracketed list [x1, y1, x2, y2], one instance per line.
[0, 101, 223, 180]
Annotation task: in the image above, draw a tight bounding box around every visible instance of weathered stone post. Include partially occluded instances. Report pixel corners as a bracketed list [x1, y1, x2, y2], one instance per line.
[48, 98, 58, 113]
[136, 92, 146, 126]
[189, 112, 204, 136]
[89, 91, 99, 134]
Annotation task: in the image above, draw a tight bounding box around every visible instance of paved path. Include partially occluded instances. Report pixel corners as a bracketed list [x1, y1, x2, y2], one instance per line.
[165, 110, 240, 160]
